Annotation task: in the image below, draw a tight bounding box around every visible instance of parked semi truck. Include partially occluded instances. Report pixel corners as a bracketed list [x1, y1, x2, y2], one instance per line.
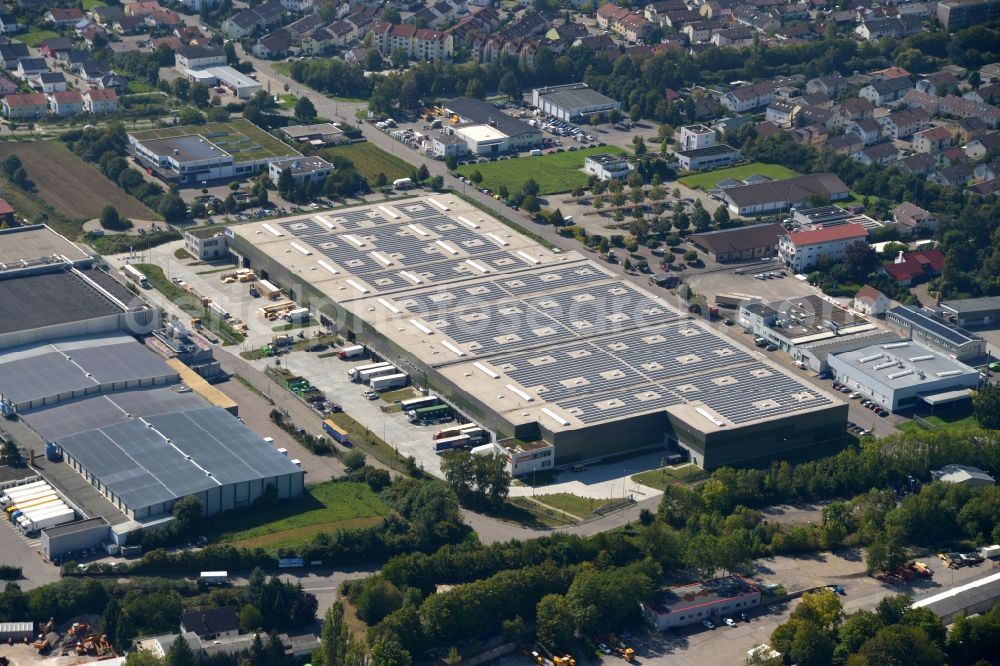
[370, 373, 408, 391]
[322, 419, 351, 446]
[434, 434, 471, 453]
[1, 481, 48, 505]
[359, 366, 399, 384]
[407, 404, 452, 423]
[19, 507, 74, 533]
[338, 345, 365, 360]
[123, 264, 150, 288]
[348, 362, 392, 382]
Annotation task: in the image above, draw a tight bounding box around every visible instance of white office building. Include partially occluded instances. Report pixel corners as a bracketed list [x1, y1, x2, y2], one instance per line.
[778, 223, 868, 272]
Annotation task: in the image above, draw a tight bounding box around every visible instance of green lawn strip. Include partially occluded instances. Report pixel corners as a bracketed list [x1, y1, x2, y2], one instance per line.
[20, 30, 59, 47]
[209, 481, 390, 550]
[324, 412, 412, 474]
[379, 387, 419, 404]
[271, 62, 292, 77]
[456, 146, 627, 195]
[323, 142, 414, 182]
[532, 493, 603, 520]
[135, 263, 245, 345]
[631, 464, 708, 491]
[678, 163, 800, 190]
[278, 93, 297, 109]
[506, 497, 577, 528]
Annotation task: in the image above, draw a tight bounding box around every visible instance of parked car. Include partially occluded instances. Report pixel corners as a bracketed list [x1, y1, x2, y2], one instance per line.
[363, 390, 378, 400]
[724, 617, 737, 627]
[598, 644, 612, 655]
[701, 619, 715, 630]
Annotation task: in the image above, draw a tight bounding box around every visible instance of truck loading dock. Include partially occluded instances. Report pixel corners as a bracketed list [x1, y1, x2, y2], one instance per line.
[228, 197, 845, 471]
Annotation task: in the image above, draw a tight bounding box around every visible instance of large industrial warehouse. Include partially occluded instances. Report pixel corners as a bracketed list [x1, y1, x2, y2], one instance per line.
[0, 333, 305, 519]
[227, 196, 846, 470]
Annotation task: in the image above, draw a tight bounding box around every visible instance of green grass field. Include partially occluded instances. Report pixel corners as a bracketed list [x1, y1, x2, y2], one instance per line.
[632, 464, 707, 491]
[130, 119, 298, 162]
[20, 30, 59, 47]
[271, 62, 292, 77]
[324, 141, 413, 182]
[82, 0, 106, 9]
[534, 493, 603, 520]
[278, 93, 298, 110]
[457, 146, 628, 195]
[209, 482, 390, 550]
[678, 163, 800, 190]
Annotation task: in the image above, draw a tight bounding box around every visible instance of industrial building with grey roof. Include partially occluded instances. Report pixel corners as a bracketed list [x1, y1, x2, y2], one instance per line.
[227, 196, 847, 470]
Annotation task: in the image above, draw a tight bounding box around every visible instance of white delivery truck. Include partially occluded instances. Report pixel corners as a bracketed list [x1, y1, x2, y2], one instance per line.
[348, 361, 393, 382]
[393, 178, 413, 190]
[284, 307, 310, 323]
[200, 571, 229, 585]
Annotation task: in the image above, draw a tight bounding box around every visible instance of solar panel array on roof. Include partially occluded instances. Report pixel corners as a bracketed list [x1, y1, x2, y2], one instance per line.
[889, 306, 978, 346]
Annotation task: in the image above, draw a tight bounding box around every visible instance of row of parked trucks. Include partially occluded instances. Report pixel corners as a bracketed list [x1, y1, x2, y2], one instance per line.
[346, 360, 409, 391]
[0, 481, 75, 534]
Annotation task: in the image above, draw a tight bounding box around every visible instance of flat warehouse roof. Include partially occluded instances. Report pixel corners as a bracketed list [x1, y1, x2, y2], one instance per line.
[0, 334, 177, 407]
[22, 386, 207, 440]
[0, 268, 125, 335]
[55, 407, 302, 511]
[230, 197, 838, 433]
[940, 296, 1000, 315]
[831, 341, 978, 390]
[0, 225, 92, 267]
[137, 134, 231, 162]
[889, 305, 980, 346]
[536, 83, 618, 110]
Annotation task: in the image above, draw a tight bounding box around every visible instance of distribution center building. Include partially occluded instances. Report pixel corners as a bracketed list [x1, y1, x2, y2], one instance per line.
[227, 196, 845, 471]
[827, 340, 980, 412]
[531, 83, 621, 121]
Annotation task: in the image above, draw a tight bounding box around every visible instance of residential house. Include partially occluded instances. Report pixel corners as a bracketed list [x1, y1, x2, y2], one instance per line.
[892, 202, 939, 234]
[880, 248, 944, 286]
[859, 77, 913, 106]
[964, 132, 1000, 160]
[45, 7, 86, 26]
[92, 5, 123, 26]
[39, 36, 73, 57]
[0, 14, 23, 34]
[915, 70, 961, 95]
[901, 89, 941, 116]
[966, 82, 1000, 105]
[252, 30, 291, 59]
[969, 177, 1000, 195]
[938, 94, 1000, 128]
[16, 57, 47, 79]
[48, 89, 83, 115]
[78, 60, 108, 83]
[344, 46, 374, 66]
[108, 41, 141, 61]
[765, 99, 799, 127]
[0, 78, 16, 96]
[913, 125, 952, 154]
[113, 16, 147, 35]
[853, 142, 900, 166]
[940, 146, 969, 166]
[645, 0, 689, 24]
[710, 27, 754, 47]
[929, 163, 973, 187]
[790, 124, 828, 146]
[894, 153, 936, 176]
[835, 97, 875, 122]
[57, 48, 88, 68]
[283, 12, 323, 39]
[597, 3, 656, 43]
[797, 105, 840, 131]
[854, 284, 890, 316]
[176, 44, 227, 70]
[0, 41, 29, 69]
[180, 607, 240, 640]
[825, 132, 864, 156]
[34, 71, 66, 93]
[2, 92, 48, 118]
[956, 117, 988, 143]
[83, 87, 117, 113]
[405, 0, 462, 29]
[855, 16, 923, 40]
[980, 62, 1000, 84]
[175, 25, 207, 44]
[721, 82, 774, 113]
[732, 6, 781, 32]
[846, 118, 882, 146]
[877, 107, 930, 140]
[371, 22, 449, 62]
[280, 0, 316, 11]
[124, 1, 163, 17]
[222, 0, 285, 39]
[98, 73, 127, 91]
[973, 157, 1000, 182]
[343, 6, 378, 39]
[806, 73, 850, 97]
